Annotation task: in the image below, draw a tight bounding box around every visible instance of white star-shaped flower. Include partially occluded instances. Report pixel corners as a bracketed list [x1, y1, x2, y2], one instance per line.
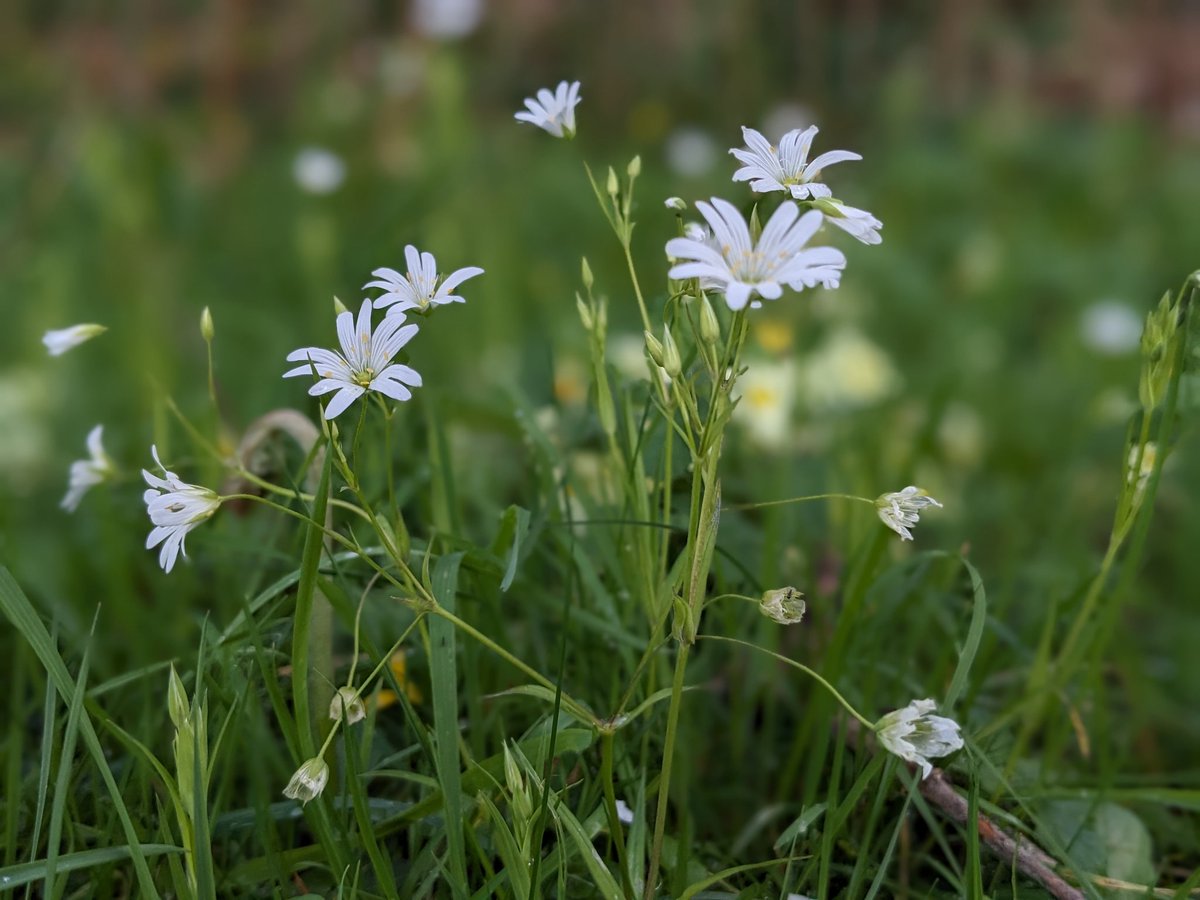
[815, 198, 883, 245]
[666, 198, 845, 311]
[875, 698, 963, 780]
[731, 125, 861, 200]
[365, 245, 484, 315]
[43, 324, 107, 357]
[875, 486, 942, 541]
[142, 446, 221, 574]
[514, 80, 581, 138]
[284, 299, 421, 419]
[62, 424, 114, 512]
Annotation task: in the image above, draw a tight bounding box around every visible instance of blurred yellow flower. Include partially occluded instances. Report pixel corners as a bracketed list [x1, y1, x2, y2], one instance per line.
[733, 359, 796, 450]
[374, 651, 423, 710]
[752, 318, 794, 354]
[801, 327, 898, 412]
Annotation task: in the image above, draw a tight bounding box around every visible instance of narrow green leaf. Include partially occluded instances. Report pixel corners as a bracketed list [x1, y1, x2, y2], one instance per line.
[554, 800, 622, 900]
[944, 554, 988, 712]
[292, 444, 332, 757]
[0, 845, 183, 891]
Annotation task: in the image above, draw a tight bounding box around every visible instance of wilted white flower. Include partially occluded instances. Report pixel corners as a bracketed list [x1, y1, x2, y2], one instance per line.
[731, 125, 861, 200]
[365, 245, 484, 314]
[875, 486, 942, 542]
[43, 324, 107, 357]
[666, 199, 845, 311]
[283, 300, 421, 419]
[813, 197, 883, 245]
[62, 425, 114, 512]
[411, 0, 483, 39]
[733, 358, 796, 449]
[1081, 300, 1142, 355]
[142, 446, 221, 573]
[283, 757, 330, 805]
[665, 127, 719, 177]
[329, 686, 366, 725]
[875, 698, 963, 779]
[292, 147, 346, 195]
[760, 586, 806, 624]
[514, 81, 581, 138]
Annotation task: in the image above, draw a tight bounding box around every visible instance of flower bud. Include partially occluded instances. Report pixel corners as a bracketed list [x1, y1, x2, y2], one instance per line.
[606, 166, 619, 197]
[576, 294, 594, 332]
[664, 196, 686, 211]
[626, 155, 642, 178]
[580, 257, 594, 291]
[759, 587, 806, 625]
[283, 757, 329, 805]
[200, 307, 214, 342]
[333, 295, 349, 316]
[699, 294, 720, 345]
[329, 686, 366, 725]
[661, 325, 682, 379]
[168, 665, 190, 730]
[644, 330, 665, 368]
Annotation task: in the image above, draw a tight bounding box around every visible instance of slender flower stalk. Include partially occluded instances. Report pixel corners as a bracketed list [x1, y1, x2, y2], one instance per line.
[61, 424, 114, 512]
[283, 299, 421, 419]
[142, 446, 221, 573]
[514, 80, 582, 138]
[42, 323, 107, 356]
[365, 246, 484, 315]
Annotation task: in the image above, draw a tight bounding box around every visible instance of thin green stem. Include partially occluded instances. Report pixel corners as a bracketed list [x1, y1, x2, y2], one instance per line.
[723, 493, 875, 512]
[644, 643, 689, 900]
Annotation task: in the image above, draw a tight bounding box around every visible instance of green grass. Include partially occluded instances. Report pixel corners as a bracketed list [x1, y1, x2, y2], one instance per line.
[2, 30, 1200, 899]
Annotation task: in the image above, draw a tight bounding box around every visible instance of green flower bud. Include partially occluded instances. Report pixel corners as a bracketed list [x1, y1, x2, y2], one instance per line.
[626, 155, 641, 178]
[606, 166, 619, 196]
[581, 257, 594, 291]
[699, 294, 720, 345]
[200, 307, 214, 342]
[644, 330, 665, 368]
[661, 324, 682, 378]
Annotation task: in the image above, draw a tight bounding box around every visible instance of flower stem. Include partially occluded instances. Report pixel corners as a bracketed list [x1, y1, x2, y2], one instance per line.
[723, 492, 875, 511]
[644, 642, 689, 900]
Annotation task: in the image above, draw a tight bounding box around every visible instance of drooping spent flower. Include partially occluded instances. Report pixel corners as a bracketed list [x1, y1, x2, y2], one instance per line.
[812, 197, 883, 246]
[514, 80, 581, 138]
[61, 424, 114, 512]
[142, 446, 221, 573]
[43, 324, 107, 357]
[874, 698, 963, 780]
[365, 245, 484, 315]
[874, 486, 942, 542]
[667, 199, 845, 311]
[283, 300, 421, 419]
[283, 757, 330, 805]
[730, 125, 861, 201]
[329, 687, 366, 725]
[760, 587, 806, 624]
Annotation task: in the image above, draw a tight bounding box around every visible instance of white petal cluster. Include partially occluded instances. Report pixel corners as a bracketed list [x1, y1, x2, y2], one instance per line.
[43, 324, 107, 357]
[875, 698, 964, 780]
[142, 446, 221, 573]
[62, 425, 114, 513]
[514, 80, 581, 138]
[875, 486, 942, 541]
[284, 300, 422, 419]
[666, 198, 845, 311]
[731, 126, 860, 201]
[283, 757, 330, 805]
[365, 245, 484, 314]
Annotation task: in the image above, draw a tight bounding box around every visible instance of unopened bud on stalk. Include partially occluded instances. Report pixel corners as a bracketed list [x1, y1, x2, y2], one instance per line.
[576, 294, 594, 331]
[200, 307, 214, 342]
[664, 197, 686, 212]
[606, 167, 619, 197]
[168, 665, 190, 730]
[580, 257, 594, 291]
[661, 324, 682, 378]
[627, 155, 642, 178]
[699, 294, 720, 345]
[644, 330, 665, 368]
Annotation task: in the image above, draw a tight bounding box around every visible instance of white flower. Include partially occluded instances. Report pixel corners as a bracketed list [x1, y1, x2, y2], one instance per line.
[664, 196, 686, 211]
[514, 81, 581, 138]
[1081, 300, 1142, 355]
[61, 425, 114, 512]
[283, 299, 422, 419]
[875, 698, 963, 780]
[329, 687, 366, 725]
[43, 324, 106, 357]
[283, 757, 330, 805]
[875, 486, 942, 542]
[411, 0, 483, 39]
[665, 126, 719, 177]
[292, 147, 345, 195]
[666, 199, 845, 311]
[142, 446, 221, 574]
[614, 800, 634, 825]
[365, 245, 484, 314]
[731, 125, 861, 200]
[760, 587, 806, 625]
[814, 198, 883, 245]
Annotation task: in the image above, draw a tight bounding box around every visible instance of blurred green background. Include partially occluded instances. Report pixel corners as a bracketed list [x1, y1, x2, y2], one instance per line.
[3, 0, 1199, 783]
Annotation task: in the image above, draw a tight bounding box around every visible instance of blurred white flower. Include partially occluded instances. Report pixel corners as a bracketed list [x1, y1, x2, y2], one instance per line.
[284, 300, 422, 419]
[733, 358, 796, 450]
[0, 369, 50, 487]
[283, 757, 329, 805]
[329, 686, 366, 725]
[43, 324, 106, 357]
[411, 0, 483, 39]
[937, 403, 986, 469]
[875, 698, 963, 780]
[365, 245, 484, 314]
[666, 199, 845, 311]
[762, 102, 814, 141]
[614, 799, 634, 824]
[801, 327, 898, 412]
[514, 81, 581, 138]
[142, 446, 221, 574]
[731, 125, 860, 200]
[814, 197, 883, 245]
[62, 424, 114, 512]
[665, 127, 719, 177]
[760, 586, 806, 624]
[1081, 300, 1142, 355]
[874, 486, 942, 542]
[292, 147, 345, 195]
